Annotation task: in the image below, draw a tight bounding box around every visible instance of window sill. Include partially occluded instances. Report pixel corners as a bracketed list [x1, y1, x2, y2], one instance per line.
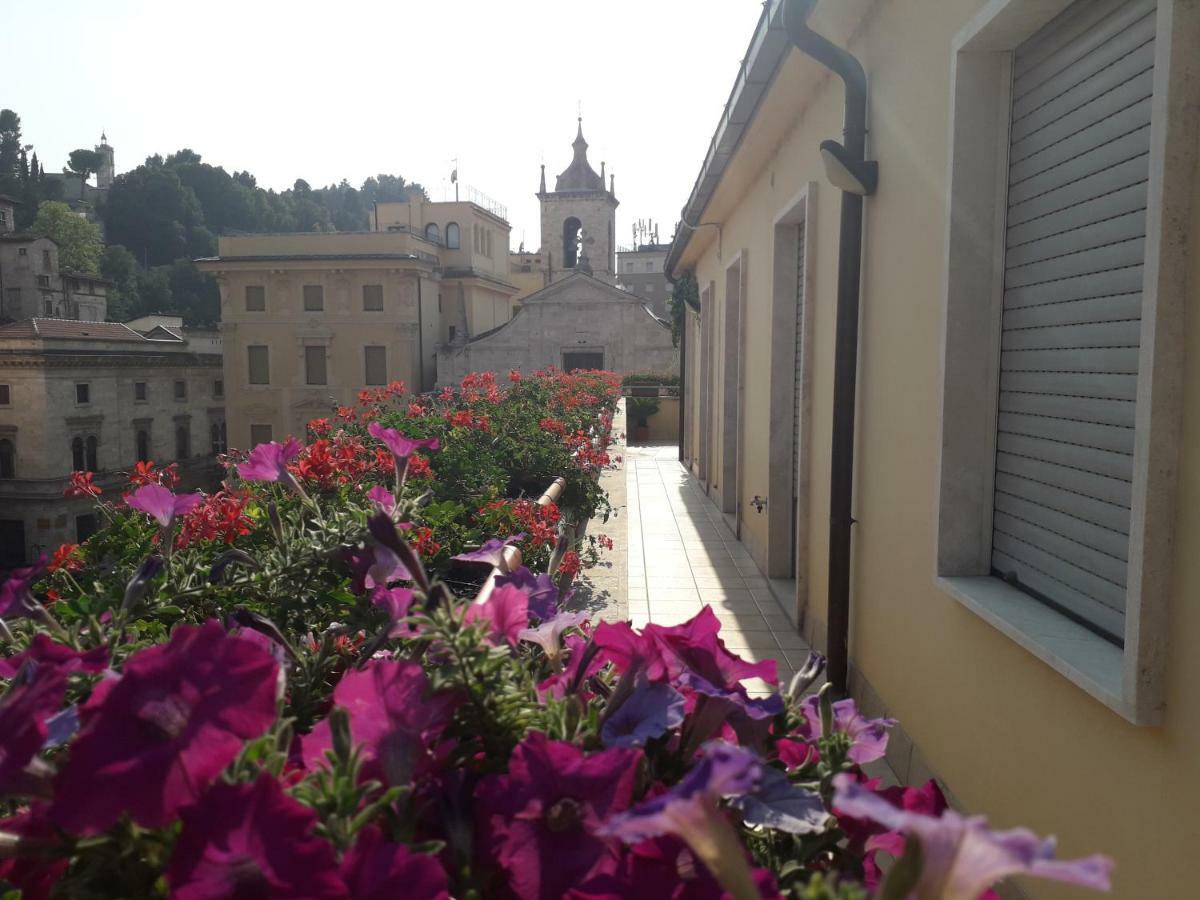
[935, 576, 1139, 723]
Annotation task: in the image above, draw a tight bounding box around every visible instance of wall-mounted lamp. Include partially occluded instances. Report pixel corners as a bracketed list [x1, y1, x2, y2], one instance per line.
[819, 140, 879, 196]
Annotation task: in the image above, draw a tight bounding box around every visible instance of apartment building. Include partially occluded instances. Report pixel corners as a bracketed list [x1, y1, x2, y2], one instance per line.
[671, 0, 1199, 896]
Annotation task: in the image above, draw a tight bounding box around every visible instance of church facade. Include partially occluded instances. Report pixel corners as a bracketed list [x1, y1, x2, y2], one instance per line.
[439, 120, 677, 383]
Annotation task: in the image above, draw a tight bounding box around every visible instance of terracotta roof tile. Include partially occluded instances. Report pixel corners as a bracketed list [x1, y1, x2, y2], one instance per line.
[0, 318, 147, 342]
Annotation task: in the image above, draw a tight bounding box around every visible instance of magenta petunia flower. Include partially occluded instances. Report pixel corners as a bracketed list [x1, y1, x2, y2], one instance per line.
[798, 695, 895, 765]
[832, 775, 1113, 899]
[236, 437, 304, 484]
[0, 666, 67, 796]
[567, 836, 782, 900]
[476, 731, 640, 900]
[496, 565, 570, 620]
[303, 659, 455, 787]
[339, 825, 450, 900]
[0, 556, 47, 621]
[51, 620, 280, 835]
[538, 634, 607, 700]
[0, 805, 69, 900]
[367, 421, 439, 467]
[347, 543, 412, 595]
[519, 610, 588, 665]
[366, 485, 397, 516]
[124, 483, 203, 530]
[167, 773, 345, 899]
[0, 633, 108, 679]
[370, 586, 417, 638]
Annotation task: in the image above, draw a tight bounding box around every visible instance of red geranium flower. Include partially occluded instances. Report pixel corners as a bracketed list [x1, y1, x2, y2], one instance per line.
[64, 470, 101, 498]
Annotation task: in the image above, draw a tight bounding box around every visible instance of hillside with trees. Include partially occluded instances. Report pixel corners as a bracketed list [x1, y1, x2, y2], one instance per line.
[0, 108, 426, 326]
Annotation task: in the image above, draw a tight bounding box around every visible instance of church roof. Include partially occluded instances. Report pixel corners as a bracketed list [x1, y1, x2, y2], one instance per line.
[554, 119, 605, 192]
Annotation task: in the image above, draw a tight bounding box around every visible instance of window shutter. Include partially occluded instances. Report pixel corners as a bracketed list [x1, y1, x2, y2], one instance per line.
[992, 0, 1156, 642]
[364, 346, 387, 386]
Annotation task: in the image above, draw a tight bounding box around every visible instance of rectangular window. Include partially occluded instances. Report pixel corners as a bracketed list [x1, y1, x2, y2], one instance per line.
[174, 380, 187, 401]
[75, 514, 98, 542]
[364, 346, 387, 386]
[625, 262, 633, 272]
[41, 249, 51, 271]
[75, 383, 90, 405]
[363, 284, 384, 311]
[305, 346, 327, 385]
[645, 261, 654, 272]
[247, 345, 269, 384]
[0, 385, 9, 406]
[134, 381, 147, 402]
[17, 247, 27, 256]
[303, 284, 324, 311]
[37, 275, 50, 288]
[213, 379, 224, 399]
[249, 424, 273, 446]
[245, 285, 266, 311]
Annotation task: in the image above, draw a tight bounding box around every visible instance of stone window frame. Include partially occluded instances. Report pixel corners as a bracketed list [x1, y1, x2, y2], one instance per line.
[934, 0, 1200, 725]
[133, 418, 153, 464]
[363, 345, 388, 387]
[302, 284, 324, 312]
[174, 380, 187, 402]
[74, 382, 91, 406]
[134, 381, 148, 403]
[245, 284, 266, 312]
[0, 384, 10, 406]
[247, 345, 270, 386]
[362, 284, 385, 312]
[0, 425, 17, 479]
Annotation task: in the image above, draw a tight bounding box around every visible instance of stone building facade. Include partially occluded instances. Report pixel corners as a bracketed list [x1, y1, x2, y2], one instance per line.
[537, 120, 619, 284]
[437, 271, 676, 383]
[197, 197, 520, 449]
[0, 318, 224, 567]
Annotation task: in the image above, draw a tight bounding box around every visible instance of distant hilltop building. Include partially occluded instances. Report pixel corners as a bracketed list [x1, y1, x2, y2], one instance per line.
[42, 132, 115, 217]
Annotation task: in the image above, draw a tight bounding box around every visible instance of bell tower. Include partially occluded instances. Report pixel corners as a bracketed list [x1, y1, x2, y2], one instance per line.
[537, 118, 618, 283]
[95, 132, 115, 190]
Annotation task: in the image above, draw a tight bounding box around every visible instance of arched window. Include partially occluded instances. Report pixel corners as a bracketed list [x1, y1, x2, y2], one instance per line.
[71, 437, 84, 470]
[445, 222, 460, 249]
[85, 436, 98, 471]
[211, 422, 227, 455]
[562, 217, 582, 268]
[0, 438, 14, 478]
[424, 223, 440, 243]
[136, 430, 150, 463]
[176, 425, 190, 460]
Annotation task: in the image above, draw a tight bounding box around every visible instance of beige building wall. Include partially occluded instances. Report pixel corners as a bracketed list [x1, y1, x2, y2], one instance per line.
[674, 1, 1200, 897]
[508, 251, 550, 303]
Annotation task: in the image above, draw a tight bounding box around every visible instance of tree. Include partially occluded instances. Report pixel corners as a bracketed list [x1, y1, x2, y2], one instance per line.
[100, 244, 141, 321]
[104, 165, 204, 266]
[30, 201, 103, 273]
[0, 109, 23, 196]
[67, 148, 104, 184]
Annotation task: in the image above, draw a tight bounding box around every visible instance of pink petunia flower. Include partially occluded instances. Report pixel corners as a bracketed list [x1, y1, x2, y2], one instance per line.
[124, 483, 203, 530]
[518, 610, 588, 666]
[51, 620, 280, 834]
[0, 556, 48, 622]
[367, 422, 439, 471]
[464, 583, 529, 647]
[797, 695, 895, 765]
[302, 659, 455, 787]
[236, 437, 304, 486]
[0, 633, 108, 679]
[832, 775, 1113, 899]
[167, 773, 345, 899]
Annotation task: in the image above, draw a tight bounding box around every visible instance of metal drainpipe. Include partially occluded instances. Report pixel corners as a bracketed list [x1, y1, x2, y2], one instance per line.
[784, 0, 872, 697]
[664, 266, 686, 463]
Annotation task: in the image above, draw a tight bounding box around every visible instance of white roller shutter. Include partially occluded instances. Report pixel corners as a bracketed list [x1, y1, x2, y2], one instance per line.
[991, 0, 1156, 642]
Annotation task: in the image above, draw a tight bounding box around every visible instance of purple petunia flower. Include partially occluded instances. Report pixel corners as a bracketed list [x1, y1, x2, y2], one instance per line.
[303, 659, 455, 787]
[339, 825, 450, 900]
[598, 741, 761, 846]
[476, 731, 640, 900]
[519, 610, 588, 666]
[496, 565, 570, 620]
[600, 674, 685, 749]
[0, 805, 69, 899]
[452, 534, 526, 569]
[0, 556, 47, 621]
[832, 775, 1114, 899]
[799, 695, 895, 765]
[367, 421, 439, 470]
[167, 773, 346, 899]
[236, 437, 304, 485]
[0, 665, 67, 796]
[124, 483, 203, 530]
[51, 620, 280, 835]
[464, 583, 529, 647]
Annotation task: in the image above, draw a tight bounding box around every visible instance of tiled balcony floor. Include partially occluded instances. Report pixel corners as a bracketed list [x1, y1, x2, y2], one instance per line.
[626, 444, 810, 695]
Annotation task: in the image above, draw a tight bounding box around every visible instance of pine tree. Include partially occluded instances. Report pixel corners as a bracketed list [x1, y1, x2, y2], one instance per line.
[29, 151, 38, 180]
[19, 148, 28, 182]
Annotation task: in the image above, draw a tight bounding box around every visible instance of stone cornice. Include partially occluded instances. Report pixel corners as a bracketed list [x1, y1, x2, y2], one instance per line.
[0, 353, 222, 369]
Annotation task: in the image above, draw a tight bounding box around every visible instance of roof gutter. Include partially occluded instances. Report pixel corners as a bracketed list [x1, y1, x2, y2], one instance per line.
[784, 0, 877, 697]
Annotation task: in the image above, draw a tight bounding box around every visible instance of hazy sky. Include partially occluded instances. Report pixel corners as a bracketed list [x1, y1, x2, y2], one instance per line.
[4, 0, 764, 252]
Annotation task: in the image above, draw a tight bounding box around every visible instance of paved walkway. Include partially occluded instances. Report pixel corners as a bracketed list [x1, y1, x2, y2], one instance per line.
[625, 444, 810, 695]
